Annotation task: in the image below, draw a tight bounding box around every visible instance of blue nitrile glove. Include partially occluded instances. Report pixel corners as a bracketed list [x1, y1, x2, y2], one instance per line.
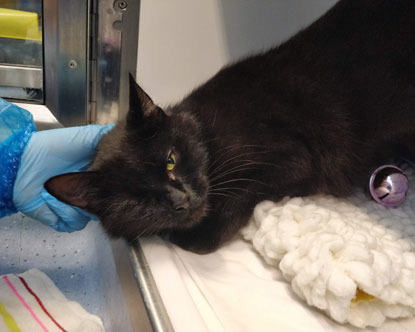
[13, 124, 114, 232]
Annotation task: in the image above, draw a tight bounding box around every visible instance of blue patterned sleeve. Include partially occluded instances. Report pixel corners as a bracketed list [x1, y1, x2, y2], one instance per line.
[0, 98, 36, 218]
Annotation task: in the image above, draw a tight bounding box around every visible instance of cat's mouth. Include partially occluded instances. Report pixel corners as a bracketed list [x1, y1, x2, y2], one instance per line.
[189, 204, 206, 223]
[175, 201, 206, 228]
[167, 198, 206, 230]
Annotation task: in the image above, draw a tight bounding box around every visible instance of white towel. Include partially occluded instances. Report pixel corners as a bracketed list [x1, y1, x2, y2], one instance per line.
[242, 169, 415, 328]
[0, 269, 105, 332]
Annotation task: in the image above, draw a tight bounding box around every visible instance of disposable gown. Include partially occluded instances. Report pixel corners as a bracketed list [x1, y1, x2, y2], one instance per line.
[0, 98, 36, 218]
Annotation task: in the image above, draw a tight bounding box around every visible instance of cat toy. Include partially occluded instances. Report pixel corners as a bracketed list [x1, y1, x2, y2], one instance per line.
[369, 165, 409, 207]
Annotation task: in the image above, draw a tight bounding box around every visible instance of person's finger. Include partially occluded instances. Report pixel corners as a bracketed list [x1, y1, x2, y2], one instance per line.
[26, 124, 114, 163]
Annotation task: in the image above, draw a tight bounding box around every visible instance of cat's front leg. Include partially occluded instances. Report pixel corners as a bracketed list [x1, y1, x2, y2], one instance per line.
[168, 198, 257, 254]
[168, 222, 223, 254]
[168, 219, 237, 254]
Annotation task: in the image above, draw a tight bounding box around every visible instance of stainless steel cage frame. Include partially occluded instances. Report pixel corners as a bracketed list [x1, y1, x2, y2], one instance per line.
[1, 0, 140, 126]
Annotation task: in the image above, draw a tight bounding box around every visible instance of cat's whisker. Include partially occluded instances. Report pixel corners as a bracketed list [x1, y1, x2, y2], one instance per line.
[210, 190, 241, 201]
[209, 155, 258, 177]
[211, 110, 218, 128]
[210, 160, 281, 183]
[208, 185, 256, 199]
[209, 177, 269, 189]
[207, 144, 268, 172]
[210, 167, 261, 184]
[209, 151, 271, 177]
[207, 145, 245, 172]
[209, 186, 256, 195]
[209, 143, 268, 160]
[137, 217, 158, 239]
[209, 148, 269, 169]
[201, 137, 219, 145]
[207, 192, 239, 200]
[100, 201, 119, 221]
[209, 161, 273, 182]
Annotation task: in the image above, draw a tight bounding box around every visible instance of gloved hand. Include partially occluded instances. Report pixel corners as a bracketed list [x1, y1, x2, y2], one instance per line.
[13, 124, 114, 232]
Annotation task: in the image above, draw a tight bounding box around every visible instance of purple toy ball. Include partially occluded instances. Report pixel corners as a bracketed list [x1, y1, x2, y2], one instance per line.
[369, 165, 409, 207]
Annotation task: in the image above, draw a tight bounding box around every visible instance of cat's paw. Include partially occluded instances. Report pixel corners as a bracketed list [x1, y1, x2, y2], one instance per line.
[168, 230, 220, 254]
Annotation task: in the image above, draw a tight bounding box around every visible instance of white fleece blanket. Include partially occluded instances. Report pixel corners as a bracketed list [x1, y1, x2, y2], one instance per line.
[242, 170, 415, 328]
[0, 269, 105, 332]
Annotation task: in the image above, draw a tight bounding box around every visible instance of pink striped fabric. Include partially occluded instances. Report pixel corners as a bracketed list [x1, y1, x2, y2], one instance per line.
[2, 276, 50, 332]
[18, 277, 67, 332]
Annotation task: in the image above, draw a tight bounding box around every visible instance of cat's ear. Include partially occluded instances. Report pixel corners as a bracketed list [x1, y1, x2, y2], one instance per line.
[128, 73, 156, 117]
[45, 172, 98, 210]
[128, 73, 167, 136]
[128, 73, 166, 119]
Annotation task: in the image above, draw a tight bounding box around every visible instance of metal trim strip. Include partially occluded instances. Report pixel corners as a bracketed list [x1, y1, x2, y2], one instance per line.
[129, 242, 175, 332]
[0, 65, 42, 89]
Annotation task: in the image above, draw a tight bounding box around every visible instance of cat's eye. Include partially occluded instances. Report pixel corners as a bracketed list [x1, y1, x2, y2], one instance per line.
[167, 152, 176, 171]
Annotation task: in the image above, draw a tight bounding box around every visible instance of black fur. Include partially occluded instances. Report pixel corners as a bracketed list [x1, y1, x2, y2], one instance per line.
[46, 0, 415, 253]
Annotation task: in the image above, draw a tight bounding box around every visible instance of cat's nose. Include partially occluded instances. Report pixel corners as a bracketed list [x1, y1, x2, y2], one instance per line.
[174, 197, 190, 212]
[167, 186, 190, 212]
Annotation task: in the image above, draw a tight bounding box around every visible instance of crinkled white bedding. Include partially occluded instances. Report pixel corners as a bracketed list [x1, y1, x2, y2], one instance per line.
[242, 170, 415, 328]
[142, 236, 415, 332]
[140, 170, 415, 332]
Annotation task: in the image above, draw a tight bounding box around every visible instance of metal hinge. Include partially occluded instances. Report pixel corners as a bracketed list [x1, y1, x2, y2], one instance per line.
[87, 0, 98, 124]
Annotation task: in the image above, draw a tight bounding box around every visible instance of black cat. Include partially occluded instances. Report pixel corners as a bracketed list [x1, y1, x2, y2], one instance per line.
[46, 0, 415, 253]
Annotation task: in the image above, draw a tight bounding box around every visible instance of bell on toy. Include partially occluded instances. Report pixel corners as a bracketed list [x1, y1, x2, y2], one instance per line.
[369, 165, 409, 207]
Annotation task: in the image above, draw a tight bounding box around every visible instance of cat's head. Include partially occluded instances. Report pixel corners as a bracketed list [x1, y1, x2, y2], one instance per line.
[45, 75, 209, 240]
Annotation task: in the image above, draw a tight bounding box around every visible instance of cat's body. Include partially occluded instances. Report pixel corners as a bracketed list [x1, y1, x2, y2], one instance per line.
[47, 0, 415, 253]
